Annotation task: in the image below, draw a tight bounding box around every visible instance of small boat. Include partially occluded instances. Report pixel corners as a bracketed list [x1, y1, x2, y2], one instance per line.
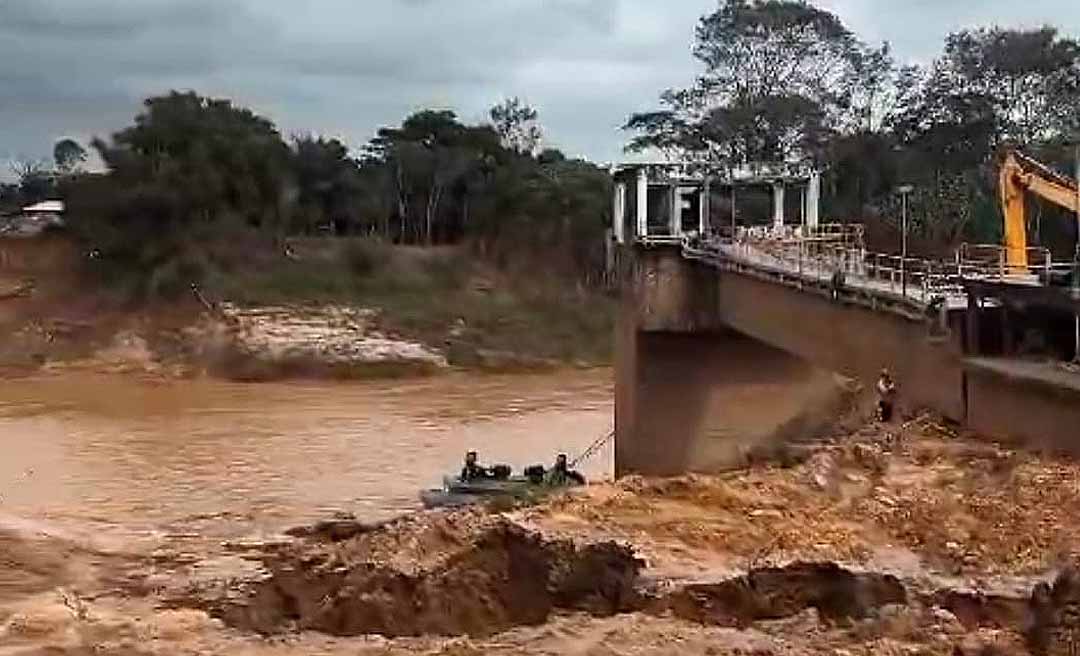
[419, 474, 537, 509]
[419, 467, 585, 510]
[418, 430, 611, 510]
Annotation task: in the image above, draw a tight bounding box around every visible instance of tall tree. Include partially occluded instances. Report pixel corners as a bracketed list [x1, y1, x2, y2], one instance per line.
[292, 135, 362, 234]
[627, 0, 878, 166]
[366, 110, 502, 245]
[489, 97, 543, 155]
[936, 27, 1080, 146]
[53, 138, 88, 175]
[67, 91, 295, 296]
[10, 159, 55, 205]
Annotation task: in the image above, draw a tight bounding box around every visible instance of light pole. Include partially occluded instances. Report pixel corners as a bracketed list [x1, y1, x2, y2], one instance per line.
[898, 185, 914, 297]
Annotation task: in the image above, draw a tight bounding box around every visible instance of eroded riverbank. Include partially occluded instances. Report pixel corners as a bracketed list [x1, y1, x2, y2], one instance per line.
[5, 415, 1080, 655]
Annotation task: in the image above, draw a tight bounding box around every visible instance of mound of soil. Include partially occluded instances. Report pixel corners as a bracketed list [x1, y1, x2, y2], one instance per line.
[210, 520, 642, 638]
[661, 562, 906, 627]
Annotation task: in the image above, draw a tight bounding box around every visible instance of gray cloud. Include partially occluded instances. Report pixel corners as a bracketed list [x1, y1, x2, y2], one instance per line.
[1, 0, 1079, 179]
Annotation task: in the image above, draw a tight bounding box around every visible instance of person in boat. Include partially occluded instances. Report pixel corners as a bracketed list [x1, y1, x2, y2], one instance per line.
[460, 450, 491, 482]
[544, 453, 585, 487]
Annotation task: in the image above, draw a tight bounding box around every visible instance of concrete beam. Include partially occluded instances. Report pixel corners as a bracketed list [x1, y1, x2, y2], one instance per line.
[670, 186, 680, 237]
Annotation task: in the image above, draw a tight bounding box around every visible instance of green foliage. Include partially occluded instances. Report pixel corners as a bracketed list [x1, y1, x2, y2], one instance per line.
[489, 97, 543, 155]
[60, 90, 610, 301]
[628, 0, 877, 165]
[65, 91, 295, 299]
[53, 138, 88, 175]
[633, 4, 1080, 254]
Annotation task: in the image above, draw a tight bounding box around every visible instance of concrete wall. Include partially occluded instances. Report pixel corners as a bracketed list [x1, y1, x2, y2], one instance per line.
[966, 362, 1080, 454]
[713, 269, 967, 422]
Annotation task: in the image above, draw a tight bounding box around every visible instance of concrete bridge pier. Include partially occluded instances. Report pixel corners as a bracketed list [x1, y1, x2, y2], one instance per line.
[616, 246, 860, 476]
[616, 244, 970, 477]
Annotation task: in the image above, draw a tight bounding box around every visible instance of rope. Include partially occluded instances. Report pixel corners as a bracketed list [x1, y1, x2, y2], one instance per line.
[571, 428, 614, 469]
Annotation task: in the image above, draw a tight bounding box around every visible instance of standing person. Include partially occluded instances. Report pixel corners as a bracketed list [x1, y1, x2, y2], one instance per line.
[876, 368, 897, 422]
[830, 253, 846, 301]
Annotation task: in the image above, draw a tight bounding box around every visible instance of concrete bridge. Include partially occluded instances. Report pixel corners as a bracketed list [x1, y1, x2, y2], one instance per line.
[612, 164, 1080, 476]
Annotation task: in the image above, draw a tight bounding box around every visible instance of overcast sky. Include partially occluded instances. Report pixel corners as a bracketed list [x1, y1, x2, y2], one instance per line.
[1, 0, 1079, 177]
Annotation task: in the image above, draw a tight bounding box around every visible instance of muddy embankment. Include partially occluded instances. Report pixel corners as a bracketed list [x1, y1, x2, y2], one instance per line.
[0, 237, 612, 380]
[191, 304, 450, 381]
[0, 294, 590, 382]
[9, 416, 1080, 654]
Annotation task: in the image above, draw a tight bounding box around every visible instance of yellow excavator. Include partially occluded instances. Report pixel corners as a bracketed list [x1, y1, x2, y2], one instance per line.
[999, 149, 1080, 273]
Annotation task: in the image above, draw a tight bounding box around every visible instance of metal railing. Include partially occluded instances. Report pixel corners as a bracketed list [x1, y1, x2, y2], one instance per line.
[686, 233, 964, 307]
[680, 232, 1080, 311]
[956, 243, 1074, 285]
[724, 222, 865, 248]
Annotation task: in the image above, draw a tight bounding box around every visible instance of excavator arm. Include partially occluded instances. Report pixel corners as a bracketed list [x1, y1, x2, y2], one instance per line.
[999, 150, 1080, 270]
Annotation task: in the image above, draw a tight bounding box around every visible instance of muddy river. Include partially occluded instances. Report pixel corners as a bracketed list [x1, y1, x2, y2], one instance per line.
[0, 370, 612, 536]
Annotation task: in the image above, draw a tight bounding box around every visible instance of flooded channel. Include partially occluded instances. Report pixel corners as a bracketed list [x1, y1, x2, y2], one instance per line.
[0, 370, 612, 536]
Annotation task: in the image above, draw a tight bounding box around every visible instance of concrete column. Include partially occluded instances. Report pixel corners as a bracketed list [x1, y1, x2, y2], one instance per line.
[699, 186, 708, 234]
[772, 183, 785, 230]
[806, 171, 821, 229]
[613, 182, 626, 245]
[1001, 305, 1014, 356]
[670, 185, 680, 237]
[636, 169, 648, 238]
[965, 293, 981, 355]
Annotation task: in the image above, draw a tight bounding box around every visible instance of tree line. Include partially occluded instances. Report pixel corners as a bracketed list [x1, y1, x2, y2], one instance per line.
[4, 92, 610, 298]
[627, 0, 1080, 255]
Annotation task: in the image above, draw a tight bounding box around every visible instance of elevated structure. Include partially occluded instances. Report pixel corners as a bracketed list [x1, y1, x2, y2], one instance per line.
[613, 171, 1080, 476]
[611, 162, 822, 246]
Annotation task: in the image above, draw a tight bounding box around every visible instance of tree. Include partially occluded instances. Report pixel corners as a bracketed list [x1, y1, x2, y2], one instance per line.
[627, 0, 878, 166]
[67, 91, 295, 297]
[876, 28, 1080, 251]
[936, 27, 1080, 146]
[292, 135, 362, 234]
[365, 110, 503, 245]
[10, 159, 55, 205]
[489, 97, 543, 155]
[53, 138, 88, 175]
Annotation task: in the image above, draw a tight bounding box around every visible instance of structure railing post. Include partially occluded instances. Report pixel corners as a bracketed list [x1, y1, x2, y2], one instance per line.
[901, 254, 907, 298]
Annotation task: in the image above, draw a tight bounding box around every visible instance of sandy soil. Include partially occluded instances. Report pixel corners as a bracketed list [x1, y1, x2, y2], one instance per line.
[5, 416, 1080, 655]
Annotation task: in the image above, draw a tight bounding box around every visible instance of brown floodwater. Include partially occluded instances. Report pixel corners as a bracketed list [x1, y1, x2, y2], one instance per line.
[0, 370, 612, 535]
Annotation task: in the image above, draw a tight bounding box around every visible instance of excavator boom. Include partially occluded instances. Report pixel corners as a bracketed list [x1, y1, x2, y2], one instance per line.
[999, 150, 1080, 271]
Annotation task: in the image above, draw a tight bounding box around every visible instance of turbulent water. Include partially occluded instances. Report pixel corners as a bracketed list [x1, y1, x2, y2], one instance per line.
[0, 370, 612, 536]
